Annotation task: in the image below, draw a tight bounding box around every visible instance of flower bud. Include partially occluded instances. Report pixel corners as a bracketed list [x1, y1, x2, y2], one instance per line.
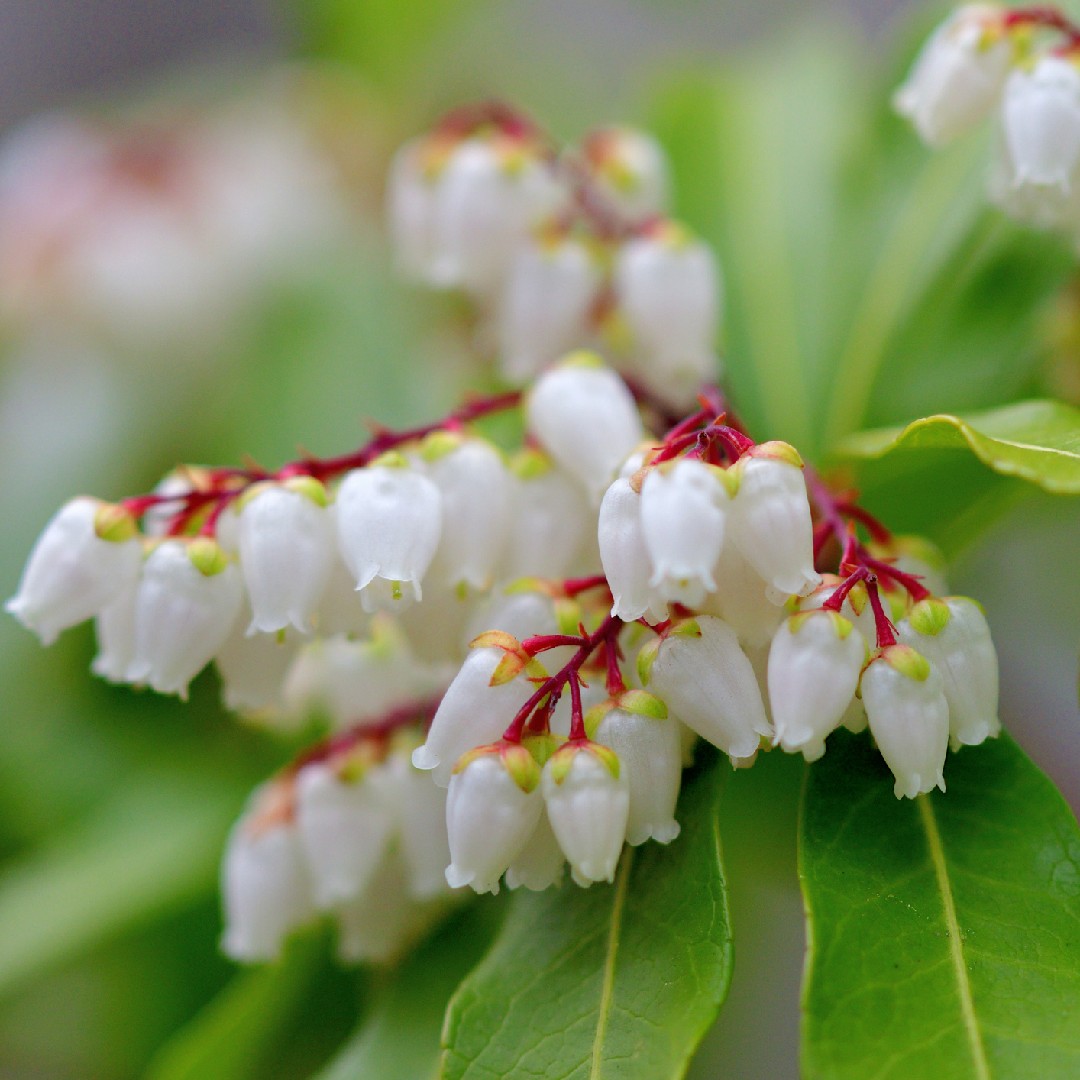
[526, 355, 644, 501]
[700, 541, 783, 647]
[1002, 55, 1080, 193]
[127, 538, 242, 699]
[412, 639, 542, 786]
[728, 444, 820, 601]
[768, 610, 866, 762]
[334, 459, 442, 613]
[7, 497, 142, 645]
[236, 479, 334, 635]
[505, 810, 566, 891]
[423, 434, 512, 592]
[899, 597, 1000, 747]
[614, 225, 720, 408]
[445, 744, 543, 894]
[640, 616, 772, 759]
[497, 233, 600, 381]
[640, 458, 726, 606]
[295, 759, 395, 908]
[543, 742, 629, 886]
[893, 4, 1011, 147]
[862, 645, 950, 799]
[91, 583, 138, 683]
[598, 476, 668, 623]
[579, 126, 670, 221]
[591, 692, 681, 846]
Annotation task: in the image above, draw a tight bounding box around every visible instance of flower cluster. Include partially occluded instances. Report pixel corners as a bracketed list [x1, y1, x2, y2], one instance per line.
[388, 103, 720, 408]
[896, 3, 1080, 239]
[7, 104, 1004, 966]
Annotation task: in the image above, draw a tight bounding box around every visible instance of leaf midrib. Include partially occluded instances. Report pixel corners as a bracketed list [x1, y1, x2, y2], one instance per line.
[917, 794, 992, 1080]
[589, 849, 634, 1080]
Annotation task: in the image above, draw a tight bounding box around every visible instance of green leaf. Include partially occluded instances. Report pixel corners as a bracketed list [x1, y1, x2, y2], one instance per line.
[317, 901, 502, 1080]
[440, 750, 733, 1080]
[800, 730, 1080, 1080]
[146, 933, 325, 1080]
[835, 400, 1080, 494]
[0, 774, 237, 999]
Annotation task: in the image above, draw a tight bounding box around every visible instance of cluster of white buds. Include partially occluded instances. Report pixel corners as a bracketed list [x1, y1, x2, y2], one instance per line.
[221, 726, 452, 964]
[895, 3, 1080, 240]
[388, 105, 720, 408]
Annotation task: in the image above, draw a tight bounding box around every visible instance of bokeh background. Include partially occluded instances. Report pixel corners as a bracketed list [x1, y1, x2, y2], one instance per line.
[1, 2, 1078, 1078]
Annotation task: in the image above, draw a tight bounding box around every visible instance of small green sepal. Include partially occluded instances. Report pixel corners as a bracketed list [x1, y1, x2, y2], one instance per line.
[187, 537, 230, 577]
[749, 440, 803, 468]
[283, 474, 330, 507]
[94, 501, 139, 543]
[501, 742, 542, 794]
[616, 688, 668, 719]
[879, 644, 932, 682]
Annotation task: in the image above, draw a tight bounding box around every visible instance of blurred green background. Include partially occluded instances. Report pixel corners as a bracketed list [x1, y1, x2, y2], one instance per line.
[1, 2, 1078, 1077]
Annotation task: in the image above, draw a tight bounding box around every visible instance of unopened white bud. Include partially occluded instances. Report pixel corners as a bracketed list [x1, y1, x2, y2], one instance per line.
[236, 480, 334, 635]
[527, 355, 644, 501]
[295, 761, 395, 908]
[893, 4, 1011, 147]
[1002, 55, 1080, 193]
[497, 234, 600, 381]
[424, 435, 512, 592]
[729, 445, 820, 601]
[862, 645, 949, 799]
[592, 694, 681, 846]
[505, 810, 566, 890]
[335, 460, 442, 613]
[768, 610, 866, 762]
[641, 458, 726, 607]
[899, 597, 1000, 747]
[598, 477, 668, 623]
[580, 126, 670, 221]
[640, 616, 771, 759]
[614, 226, 720, 408]
[543, 743, 629, 886]
[445, 745, 543, 894]
[127, 539, 242, 699]
[7, 497, 142, 645]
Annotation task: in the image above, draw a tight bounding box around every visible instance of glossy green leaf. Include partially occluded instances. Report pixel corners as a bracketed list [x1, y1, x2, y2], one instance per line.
[440, 750, 732, 1080]
[836, 400, 1080, 494]
[800, 730, 1080, 1080]
[317, 901, 502, 1080]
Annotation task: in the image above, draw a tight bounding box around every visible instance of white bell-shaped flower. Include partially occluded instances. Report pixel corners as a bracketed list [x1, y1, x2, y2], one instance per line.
[899, 597, 1000, 748]
[386, 137, 437, 281]
[314, 549, 372, 637]
[295, 760, 395, 908]
[236, 478, 335, 635]
[370, 749, 452, 899]
[423, 434, 512, 592]
[505, 810, 566, 890]
[7, 497, 142, 645]
[893, 4, 1011, 147]
[701, 541, 783, 647]
[127, 538, 242, 699]
[543, 742, 630, 886]
[798, 578, 878, 647]
[580, 126, 670, 221]
[498, 453, 591, 581]
[445, 744, 543, 894]
[91, 582, 138, 683]
[429, 136, 564, 297]
[598, 476, 668, 622]
[221, 795, 315, 962]
[463, 585, 560, 650]
[614, 226, 720, 408]
[728, 443, 820, 601]
[641, 458, 726, 606]
[862, 645, 950, 800]
[497, 233, 600, 381]
[767, 610, 866, 762]
[527, 354, 644, 501]
[412, 638, 542, 786]
[640, 616, 772, 759]
[1002, 55, 1080, 193]
[592, 692, 681, 846]
[214, 613, 299, 719]
[334, 457, 442, 613]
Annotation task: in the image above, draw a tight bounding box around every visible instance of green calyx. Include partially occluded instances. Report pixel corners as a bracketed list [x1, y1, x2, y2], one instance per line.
[558, 349, 604, 370]
[510, 447, 553, 480]
[547, 740, 621, 785]
[187, 537, 230, 577]
[909, 597, 952, 637]
[419, 429, 465, 462]
[93, 502, 139, 543]
[370, 450, 410, 470]
[501, 743, 542, 794]
[283, 474, 330, 507]
[522, 733, 560, 769]
[750, 440, 803, 469]
[880, 644, 932, 682]
[616, 688, 668, 719]
[788, 609, 853, 639]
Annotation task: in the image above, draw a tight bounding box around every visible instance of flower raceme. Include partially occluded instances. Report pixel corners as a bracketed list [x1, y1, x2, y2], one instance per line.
[7, 102, 1006, 969]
